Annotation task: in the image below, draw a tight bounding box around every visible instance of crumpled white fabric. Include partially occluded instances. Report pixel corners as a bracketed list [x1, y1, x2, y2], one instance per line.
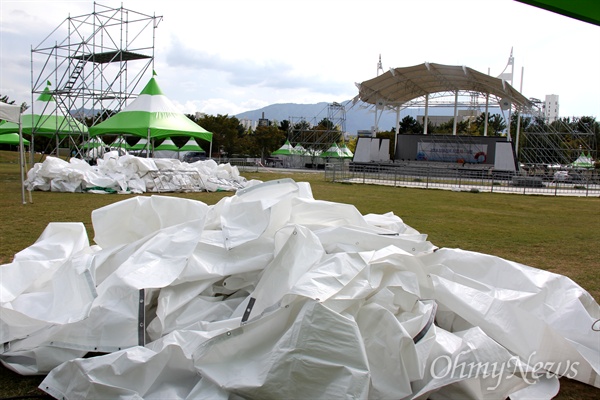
[1, 178, 598, 399]
[25, 153, 253, 193]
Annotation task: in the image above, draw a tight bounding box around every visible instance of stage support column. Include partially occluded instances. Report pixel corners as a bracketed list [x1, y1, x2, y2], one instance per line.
[452, 91, 458, 135]
[423, 94, 429, 135]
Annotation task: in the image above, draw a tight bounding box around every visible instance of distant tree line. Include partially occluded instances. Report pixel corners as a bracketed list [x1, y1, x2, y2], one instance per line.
[2, 92, 598, 162]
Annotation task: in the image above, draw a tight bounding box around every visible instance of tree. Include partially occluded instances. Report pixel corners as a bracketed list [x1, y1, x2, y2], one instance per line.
[376, 130, 395, 160]
[197, 114, 244, 157]
[473, 113, 506, 135]
[316, 118, 335, 130]
[278, 119, 290, 133]
[252, 125, 285, 160]
[398, 115, 422, 134]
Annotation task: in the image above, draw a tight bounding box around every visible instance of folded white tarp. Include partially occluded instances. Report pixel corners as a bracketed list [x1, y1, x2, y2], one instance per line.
[25, 152, 253, 193]
[1, 179, 598, 399]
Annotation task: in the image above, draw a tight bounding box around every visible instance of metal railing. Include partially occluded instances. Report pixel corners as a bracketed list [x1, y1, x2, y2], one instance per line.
[324, 162, 600, 197]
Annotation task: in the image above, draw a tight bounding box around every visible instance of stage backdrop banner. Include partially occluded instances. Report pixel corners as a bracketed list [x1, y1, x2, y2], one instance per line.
[417, 142, 488, 163]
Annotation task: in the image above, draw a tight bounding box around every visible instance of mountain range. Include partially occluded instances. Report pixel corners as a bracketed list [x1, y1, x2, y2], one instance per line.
[235, 101, 502, 134]
[71, 101, 502, 135]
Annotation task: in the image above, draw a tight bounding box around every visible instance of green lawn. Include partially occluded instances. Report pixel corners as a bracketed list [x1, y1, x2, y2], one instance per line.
[1, 150, 598, 398]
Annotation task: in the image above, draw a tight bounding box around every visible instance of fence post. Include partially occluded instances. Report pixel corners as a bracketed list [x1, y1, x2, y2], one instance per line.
[491, 174, 494, 193]
[554, 180, 558, 196]
[426, 167, 430, 189]
[586, 178, 589, 197]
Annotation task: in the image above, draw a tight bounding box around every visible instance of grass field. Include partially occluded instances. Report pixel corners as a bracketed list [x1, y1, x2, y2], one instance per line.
[1, 150, 599, 398]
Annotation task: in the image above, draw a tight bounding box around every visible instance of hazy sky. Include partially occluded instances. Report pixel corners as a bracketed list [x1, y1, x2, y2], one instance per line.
[1, 0, 599, 118]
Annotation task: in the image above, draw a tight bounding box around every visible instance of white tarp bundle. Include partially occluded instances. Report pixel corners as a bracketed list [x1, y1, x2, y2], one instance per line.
[25, 152, 252, 193]
[1, 179, 599, 399]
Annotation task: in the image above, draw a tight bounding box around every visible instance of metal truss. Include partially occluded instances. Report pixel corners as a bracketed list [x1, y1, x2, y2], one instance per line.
[30, 2, 162, 156]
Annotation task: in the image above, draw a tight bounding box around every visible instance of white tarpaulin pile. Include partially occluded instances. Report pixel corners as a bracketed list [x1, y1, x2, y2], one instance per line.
[25, 152, 252, 193]
[1, 179, 598, 399]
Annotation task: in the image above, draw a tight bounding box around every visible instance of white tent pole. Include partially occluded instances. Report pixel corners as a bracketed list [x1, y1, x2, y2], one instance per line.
[18, 118, 26, 205]
[209, 140, 213, 160]
[147, 128, 150, 158]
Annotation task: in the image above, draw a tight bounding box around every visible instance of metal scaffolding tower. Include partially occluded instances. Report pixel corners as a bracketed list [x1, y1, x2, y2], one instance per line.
[519, 116, 597, 166]
[30, 2, 162, 157]
[287, 102, 347, 151]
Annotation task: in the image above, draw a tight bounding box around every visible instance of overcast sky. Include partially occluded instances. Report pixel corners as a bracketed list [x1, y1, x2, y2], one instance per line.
[1, 0, 599, 118]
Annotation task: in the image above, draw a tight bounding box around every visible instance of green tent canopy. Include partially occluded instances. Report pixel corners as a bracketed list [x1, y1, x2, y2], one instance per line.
[339, 143, 354, 159]
[292, 144, 306, 155]
[88, 74, 213, 144]
[0, 85, 88, 137]
[321, 143, 345, 158]
[515, 0, 600, 26]
[272, 140, 295, 156]
[0, 132, 30, 146]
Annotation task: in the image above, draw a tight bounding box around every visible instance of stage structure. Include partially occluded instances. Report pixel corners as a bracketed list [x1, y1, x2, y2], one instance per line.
[287, 102, 347, 165]
[30, 3, 162, 159]
[354, 54, 534, 166]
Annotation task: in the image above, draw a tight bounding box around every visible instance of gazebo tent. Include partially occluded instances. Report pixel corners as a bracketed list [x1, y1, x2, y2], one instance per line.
[153, 138, 179, 159]
[0, 84, 88, 159]
[0, 132, 30, 146]
[271, 140, 295, 156]
[571, 152, 594, 169]
[292, 143, 306, 155]
[89, 73, 213, 156]
[339, 143, 354, 159]
[321, 143, 345, 159]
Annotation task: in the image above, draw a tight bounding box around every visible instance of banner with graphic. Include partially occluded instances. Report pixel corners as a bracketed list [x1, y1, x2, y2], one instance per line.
[417, 142, 488, 163]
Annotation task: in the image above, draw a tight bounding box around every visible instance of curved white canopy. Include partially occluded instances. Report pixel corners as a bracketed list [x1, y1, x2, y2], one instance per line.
[356, 62, 532, 110]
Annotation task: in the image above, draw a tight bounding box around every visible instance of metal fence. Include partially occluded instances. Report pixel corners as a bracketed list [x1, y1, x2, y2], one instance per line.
[324, 162, 600, 197]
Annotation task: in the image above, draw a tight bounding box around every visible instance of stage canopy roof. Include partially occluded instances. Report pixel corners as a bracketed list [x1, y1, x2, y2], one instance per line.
[356, 62, 532, 111]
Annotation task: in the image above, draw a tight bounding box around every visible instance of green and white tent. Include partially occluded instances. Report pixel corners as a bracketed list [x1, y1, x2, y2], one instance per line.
[131, 138, 149, 151]
[110, 136, 132, 151]
[154, 138, 179, 151]
[339, 143, 354, 159]
[81, 137, 106, 149]
[179, 138, 205, 152]
[571, 152, 594, 169]
[0, 132, 30, 146]
[292, 144, 306, 155]
[89, 73, 213, 155]
[0, 84, 88, 137]
[271, 140, 295, 156]
[320, 143, 345, 159]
